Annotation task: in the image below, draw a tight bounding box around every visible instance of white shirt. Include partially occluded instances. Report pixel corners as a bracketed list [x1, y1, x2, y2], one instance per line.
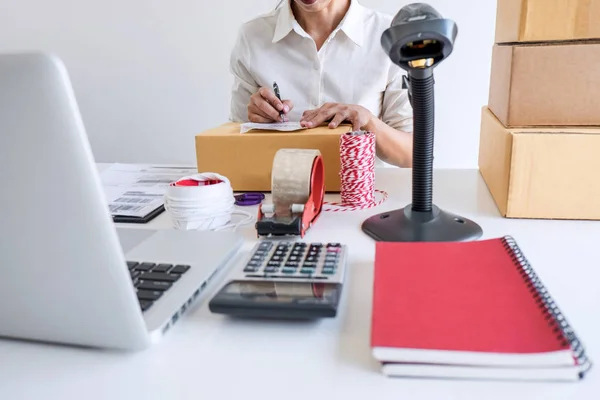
[228, 0, 413, 133]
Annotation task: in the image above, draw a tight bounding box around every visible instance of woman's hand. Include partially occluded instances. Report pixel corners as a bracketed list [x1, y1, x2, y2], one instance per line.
[247, 87, 294, 123]
[300, 103, 374, 131]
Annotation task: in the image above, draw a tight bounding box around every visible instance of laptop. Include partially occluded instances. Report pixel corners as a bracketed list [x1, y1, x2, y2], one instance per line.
[0, 52, 243, 350]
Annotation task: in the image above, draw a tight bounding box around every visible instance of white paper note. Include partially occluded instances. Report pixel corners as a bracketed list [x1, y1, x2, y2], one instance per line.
[240, 122, 305, 133]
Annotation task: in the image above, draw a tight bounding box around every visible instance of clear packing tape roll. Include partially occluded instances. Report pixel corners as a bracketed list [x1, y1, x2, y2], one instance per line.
[258, 149, 324, 236]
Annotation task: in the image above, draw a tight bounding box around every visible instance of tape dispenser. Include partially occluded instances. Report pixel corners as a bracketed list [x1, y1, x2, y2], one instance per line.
[256, 149, 324, 238]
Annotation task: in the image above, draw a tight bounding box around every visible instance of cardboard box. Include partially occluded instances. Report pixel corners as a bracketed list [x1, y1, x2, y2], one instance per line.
[488, 41, 600, 127]
[195, 123, 352, 192]
[478, 107, 600, 220]
[495, 0, 600, 43]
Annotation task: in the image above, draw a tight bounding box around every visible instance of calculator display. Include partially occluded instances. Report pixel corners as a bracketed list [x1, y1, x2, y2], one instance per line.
[220, 280, 340, 304]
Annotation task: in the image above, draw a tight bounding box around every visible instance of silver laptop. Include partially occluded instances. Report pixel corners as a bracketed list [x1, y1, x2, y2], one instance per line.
[0, 52, 243, 350]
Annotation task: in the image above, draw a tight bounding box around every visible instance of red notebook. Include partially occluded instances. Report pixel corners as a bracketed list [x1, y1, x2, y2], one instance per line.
[371, 236, 592, 381]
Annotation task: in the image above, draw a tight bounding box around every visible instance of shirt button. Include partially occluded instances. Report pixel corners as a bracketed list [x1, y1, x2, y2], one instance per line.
[313, 62, 320, 70]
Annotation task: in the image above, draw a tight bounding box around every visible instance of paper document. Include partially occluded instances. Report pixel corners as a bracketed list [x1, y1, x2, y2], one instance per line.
[100, 163, 198, 188]
[103, 187, 165, 218]
[240, 122, 305, 133]
[100, 164, 197, 219]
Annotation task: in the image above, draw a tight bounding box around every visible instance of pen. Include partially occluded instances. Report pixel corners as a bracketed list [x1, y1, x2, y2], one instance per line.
[273, 81, 285, 121]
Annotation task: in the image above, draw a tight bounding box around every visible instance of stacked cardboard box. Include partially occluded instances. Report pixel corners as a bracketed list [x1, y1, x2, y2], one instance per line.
[479, 0, 600, 220]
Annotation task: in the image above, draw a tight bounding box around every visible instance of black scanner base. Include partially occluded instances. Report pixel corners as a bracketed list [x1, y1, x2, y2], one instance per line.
[362, 204, 483, 242]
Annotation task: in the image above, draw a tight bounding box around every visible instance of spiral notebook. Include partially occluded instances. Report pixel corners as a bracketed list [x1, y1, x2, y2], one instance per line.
[371, 236, 592, 381]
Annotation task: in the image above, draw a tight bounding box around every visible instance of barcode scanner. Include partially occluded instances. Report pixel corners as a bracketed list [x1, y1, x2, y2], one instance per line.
[361, 3, 483, 243]
[382, 3, 457, 73]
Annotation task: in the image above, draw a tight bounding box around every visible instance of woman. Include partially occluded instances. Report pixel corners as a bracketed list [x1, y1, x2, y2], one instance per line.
[229, 0, 413, 167]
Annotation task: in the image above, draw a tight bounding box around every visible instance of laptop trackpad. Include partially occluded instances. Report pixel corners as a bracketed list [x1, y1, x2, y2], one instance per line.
[116, 228, 156, 253]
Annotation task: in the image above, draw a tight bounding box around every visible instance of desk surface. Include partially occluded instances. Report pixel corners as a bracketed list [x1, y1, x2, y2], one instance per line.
[1, 166, 599, 400]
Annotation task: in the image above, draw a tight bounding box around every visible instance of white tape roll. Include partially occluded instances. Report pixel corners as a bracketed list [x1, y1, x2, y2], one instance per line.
[164, 173, 253, 231]
[270, 149, 322, 218]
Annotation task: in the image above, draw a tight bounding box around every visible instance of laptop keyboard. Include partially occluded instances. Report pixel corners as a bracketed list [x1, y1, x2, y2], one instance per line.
[127, 261, 191, 312]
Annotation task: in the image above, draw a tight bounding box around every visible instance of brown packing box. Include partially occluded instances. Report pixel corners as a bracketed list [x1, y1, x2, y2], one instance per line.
[195, 123, 352, 192]
[495, 0, 600, 43]
[488, 41, 600, 127]
[478, 107, 600, 220]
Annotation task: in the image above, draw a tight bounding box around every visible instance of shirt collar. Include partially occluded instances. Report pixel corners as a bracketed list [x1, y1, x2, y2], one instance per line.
[272, 1, 299, 43]
[339, 0, 365, 46]
[272, 0, 365, 46]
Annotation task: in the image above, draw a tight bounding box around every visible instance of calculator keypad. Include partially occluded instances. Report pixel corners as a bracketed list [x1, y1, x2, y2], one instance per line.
[242, 241, 345, 281]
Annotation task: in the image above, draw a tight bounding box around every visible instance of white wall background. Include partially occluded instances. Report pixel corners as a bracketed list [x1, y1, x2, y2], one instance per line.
[0, 0, 496, 168]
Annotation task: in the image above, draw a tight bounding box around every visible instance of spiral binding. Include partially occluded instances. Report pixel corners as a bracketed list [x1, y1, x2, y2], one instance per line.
[501, 235, 592, 377]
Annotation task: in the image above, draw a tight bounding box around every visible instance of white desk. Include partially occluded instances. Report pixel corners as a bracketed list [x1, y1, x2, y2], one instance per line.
[1, 167, 599, 400]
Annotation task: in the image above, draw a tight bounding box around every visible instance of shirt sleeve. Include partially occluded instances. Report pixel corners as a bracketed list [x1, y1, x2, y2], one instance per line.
[229, 26, 259, 122]
[380, 66, 413, 133]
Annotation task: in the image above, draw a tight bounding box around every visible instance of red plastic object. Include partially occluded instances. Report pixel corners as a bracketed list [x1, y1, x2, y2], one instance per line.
[173, 178, 222, 187]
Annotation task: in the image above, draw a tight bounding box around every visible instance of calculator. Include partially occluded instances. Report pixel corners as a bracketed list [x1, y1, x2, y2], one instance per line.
[208, 241, 348, 319]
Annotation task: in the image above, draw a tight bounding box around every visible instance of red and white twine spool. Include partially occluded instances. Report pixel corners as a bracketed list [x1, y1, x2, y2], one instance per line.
[323, 131, 387, 212]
